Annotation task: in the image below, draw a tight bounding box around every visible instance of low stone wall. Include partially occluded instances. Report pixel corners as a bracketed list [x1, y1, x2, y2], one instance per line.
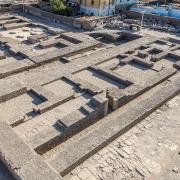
[0, 4, 22, 13]
[2, 5, 180, 30]
[23, 6, 121, 30]
[24, 6, 82, 28]
[123, 10, 180, 26]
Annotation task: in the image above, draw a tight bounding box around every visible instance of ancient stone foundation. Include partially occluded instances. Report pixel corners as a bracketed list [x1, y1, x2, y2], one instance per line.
[0, 6, 179, 180]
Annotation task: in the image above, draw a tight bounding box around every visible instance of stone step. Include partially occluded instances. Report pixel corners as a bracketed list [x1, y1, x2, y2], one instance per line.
[81, 103, 96, 115]
[3, 22, 31, 30]
[33, 94, 74, 114]
[0, 52, 6, 60]
[0, 18, 20, 25]
[46, 75, 179, 176]
[0, 15, 14, 21]
[90, 65, 133, 86]
[29, 94, 107, 155]
[39, 37, 74, 49]
[0, 80, 27, 104]
[0, 59, 35, 79]
[30, 69, 175, 155]
[107, 68, 177, 110]
[30, 41, 102, 64]
[173, 61, 180, 69]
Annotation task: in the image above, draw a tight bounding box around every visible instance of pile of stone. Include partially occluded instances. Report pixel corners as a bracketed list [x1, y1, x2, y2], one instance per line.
[124, 18, 180, 33]
[103, 15, 180, 33]
[103, 15, 130, 30]
[104, 20, 130, 30]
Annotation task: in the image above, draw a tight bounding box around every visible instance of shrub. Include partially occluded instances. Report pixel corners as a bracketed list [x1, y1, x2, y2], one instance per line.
[51, 0, 66, 14]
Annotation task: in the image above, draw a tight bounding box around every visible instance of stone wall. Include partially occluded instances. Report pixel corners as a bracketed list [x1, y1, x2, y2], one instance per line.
[24, 6, 75, 26]
[0, 4, 22, 13]
[23, 6, 121, 30]
[123, 10, 180, 26]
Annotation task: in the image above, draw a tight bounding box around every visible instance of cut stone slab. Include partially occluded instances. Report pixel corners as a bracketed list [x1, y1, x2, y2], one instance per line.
[33, 94, 74, 114]
[47, 78, 180, 176]
[0, 80, 27, 103]
[0, 59, 35, 79]
[0, 18, 20, 26]
[0, 52, 6, 60]
[0, 121, 63, 180]
[173, 61, 180, 69]
[39, 37, 74, 49]
[3, 22, 31, 30]
[30, 41, 102, 64]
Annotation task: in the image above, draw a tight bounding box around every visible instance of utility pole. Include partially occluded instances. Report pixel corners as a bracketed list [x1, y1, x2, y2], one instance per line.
[140, 11, 145, 30]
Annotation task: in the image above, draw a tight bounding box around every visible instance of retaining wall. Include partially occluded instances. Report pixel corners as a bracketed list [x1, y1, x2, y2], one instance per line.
[123, 10, 180, 26]
[23, 6, 120, 30]
[24, 6, 82, 28]
[0, 5, 22, 13]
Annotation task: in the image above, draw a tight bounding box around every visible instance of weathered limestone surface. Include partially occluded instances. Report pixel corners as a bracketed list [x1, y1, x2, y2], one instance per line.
[0, 59, 35, 78]
[47, 77, 180, 176]
[0, 121, 63, 180]
[0, 18, 20, 25]
[30, 93, 108, 154]
[107, 68, 177, 110]
[34, 94, 74, 114]
[0, 12, 179, 180]
[64, 75, 103, 95]
[90, 65, 133, 86]
[0, 36, 20, 44]
[0, 80, 27, 103]
[39, 37, 74, 48]
[30, 41, 102, 64]
[27, 33, 48, 44]
[174, 60, 180, 69]
[3, 22, 31, 30]
[0, 52, 6, 59]
[0, 35, 158, 90]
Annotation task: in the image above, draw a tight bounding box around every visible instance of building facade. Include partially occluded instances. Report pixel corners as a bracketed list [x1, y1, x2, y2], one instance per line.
[79, 0, 138, 16]
[38, 0, 138, 16]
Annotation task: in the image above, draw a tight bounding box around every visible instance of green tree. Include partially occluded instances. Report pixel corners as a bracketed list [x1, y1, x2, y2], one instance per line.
[51, 0, 66, 14]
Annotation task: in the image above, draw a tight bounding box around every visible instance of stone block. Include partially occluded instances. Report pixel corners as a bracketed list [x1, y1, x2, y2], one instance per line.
[47, 79, 179, 176]
[0, 121, 63, 180]
[15, 155, 63, 180]
[0, 59, 34, 79]
[33, 94, 74, 114]
[0, 18, 20, 25]
[30, 41, 101, 64]
[90, 65, 132, 86]
[28, 34, 48, 44]
[31, 86, 57, 101]
[173, 61, 180, 69]
[133, 57, 153, 68]
[0, 80, 27, 103]
[0, 52, 6, 60]
[151, 51, 169, 62]
[39, 37, 74, 49]
[3, 22, 31, 30]
[137, 51, 149, 58]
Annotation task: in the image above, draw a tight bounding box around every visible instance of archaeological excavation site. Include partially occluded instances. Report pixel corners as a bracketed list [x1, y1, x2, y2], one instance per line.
[0, 0, 179, 180]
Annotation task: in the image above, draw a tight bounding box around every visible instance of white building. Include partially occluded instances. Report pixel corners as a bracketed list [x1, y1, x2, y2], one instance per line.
[79, 0, 138, 16]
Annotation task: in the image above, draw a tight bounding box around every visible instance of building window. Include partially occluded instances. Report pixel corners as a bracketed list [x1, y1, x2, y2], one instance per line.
[91, 0, 94, 5]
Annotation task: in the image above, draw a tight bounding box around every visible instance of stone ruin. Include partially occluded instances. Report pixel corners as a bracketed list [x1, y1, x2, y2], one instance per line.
[0, 6, 179, 180]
